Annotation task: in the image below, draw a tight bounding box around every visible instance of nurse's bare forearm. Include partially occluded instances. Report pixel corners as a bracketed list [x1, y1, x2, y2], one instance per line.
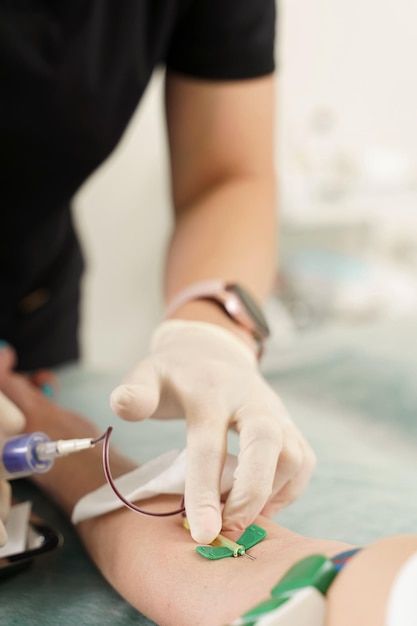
[164, 73, 277, 329]
[166, 175, 276, 300]
[164, 175, 277, 331]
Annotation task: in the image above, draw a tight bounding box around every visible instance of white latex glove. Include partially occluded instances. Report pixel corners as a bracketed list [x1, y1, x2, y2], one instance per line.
[0, 391, 26, 546]
[110, 320, 316, 544]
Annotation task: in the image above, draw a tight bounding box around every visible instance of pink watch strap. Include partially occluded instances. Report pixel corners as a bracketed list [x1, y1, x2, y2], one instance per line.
[164, 279, 228, 319]
[164, 279, 267, 359]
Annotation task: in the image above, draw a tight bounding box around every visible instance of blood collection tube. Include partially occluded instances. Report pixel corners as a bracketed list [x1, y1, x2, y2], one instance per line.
[0, 432, 95, 480]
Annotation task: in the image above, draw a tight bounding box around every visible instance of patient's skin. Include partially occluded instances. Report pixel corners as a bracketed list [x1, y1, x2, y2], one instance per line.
[2, 373, 415, 626]
[326, 535, 417, 626]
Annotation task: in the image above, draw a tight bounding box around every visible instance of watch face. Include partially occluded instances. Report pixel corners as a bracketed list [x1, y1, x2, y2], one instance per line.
[230, 284, 270, 338]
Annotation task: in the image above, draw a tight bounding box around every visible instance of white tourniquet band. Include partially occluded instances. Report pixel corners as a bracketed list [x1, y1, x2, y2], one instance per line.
[386, 550, 417, 626]
[257, 588, 326, 626]
[71, 448, 237, 525]
[231, 587, 326, 626]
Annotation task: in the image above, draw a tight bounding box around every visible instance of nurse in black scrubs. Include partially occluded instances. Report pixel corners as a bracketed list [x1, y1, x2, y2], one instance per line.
[0, 1, 316, 545]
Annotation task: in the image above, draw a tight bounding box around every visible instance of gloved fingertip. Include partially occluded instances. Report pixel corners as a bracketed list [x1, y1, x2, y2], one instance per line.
[189, 507, 222, 545]
[221, 503, 251, 533]
[110, 384, 159, 421]
[0, 393, 26, 435]
[110, 385, 135, 418]
[0, 523, 7, 548]
[0, 481, 11, 522]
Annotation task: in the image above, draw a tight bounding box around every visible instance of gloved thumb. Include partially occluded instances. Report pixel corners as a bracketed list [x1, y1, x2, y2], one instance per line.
[0, 521, 7, 547]
[110, 359, 161, 422]
[0, 481, 11, 547]
[0, 391, 25, 436]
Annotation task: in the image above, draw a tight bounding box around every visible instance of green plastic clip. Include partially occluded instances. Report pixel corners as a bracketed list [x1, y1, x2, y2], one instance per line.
[239, 596, 288, 624]
[270, 554, 338, 599]
[228, 554, 337, 625]
[194, 524, 267, 561]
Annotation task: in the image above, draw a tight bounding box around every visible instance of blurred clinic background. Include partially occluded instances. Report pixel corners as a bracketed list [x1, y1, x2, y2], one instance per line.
[73, 0, 417, 370]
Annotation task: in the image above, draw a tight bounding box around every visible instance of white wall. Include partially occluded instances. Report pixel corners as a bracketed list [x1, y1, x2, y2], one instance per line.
[279, 0, 417, 172]
[74, 1, 417, 369]
[73, 72, 171, 369]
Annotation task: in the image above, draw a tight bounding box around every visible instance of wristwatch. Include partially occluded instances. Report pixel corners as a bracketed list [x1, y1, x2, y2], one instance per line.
[164, 279, 270, 358]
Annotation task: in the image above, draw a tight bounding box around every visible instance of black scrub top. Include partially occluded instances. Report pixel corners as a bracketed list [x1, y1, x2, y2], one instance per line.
[0, 0, 276, 370]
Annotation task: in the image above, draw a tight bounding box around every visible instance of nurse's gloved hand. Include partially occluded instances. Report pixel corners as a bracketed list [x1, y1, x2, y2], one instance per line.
[0, 343, 26, 546]
[110, 320, 316, 544]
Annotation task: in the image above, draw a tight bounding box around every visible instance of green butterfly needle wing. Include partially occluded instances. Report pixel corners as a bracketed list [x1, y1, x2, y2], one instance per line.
[196, 546, 234, 560]
[237, 525, 267, 551]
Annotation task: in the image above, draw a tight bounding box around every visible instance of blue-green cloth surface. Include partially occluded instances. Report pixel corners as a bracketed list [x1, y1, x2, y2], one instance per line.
[2, 316, 417, 625]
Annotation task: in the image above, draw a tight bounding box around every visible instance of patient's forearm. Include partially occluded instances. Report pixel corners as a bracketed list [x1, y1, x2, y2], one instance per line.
[78, 497, 417, 626]
[48, 447, 346, 625]
[30, 443, 417, 626]
[4, 374, 414, 626]
[35, 430, 345, 623]
[77, 495, 348, 626]
[21, 397, 346, 624]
